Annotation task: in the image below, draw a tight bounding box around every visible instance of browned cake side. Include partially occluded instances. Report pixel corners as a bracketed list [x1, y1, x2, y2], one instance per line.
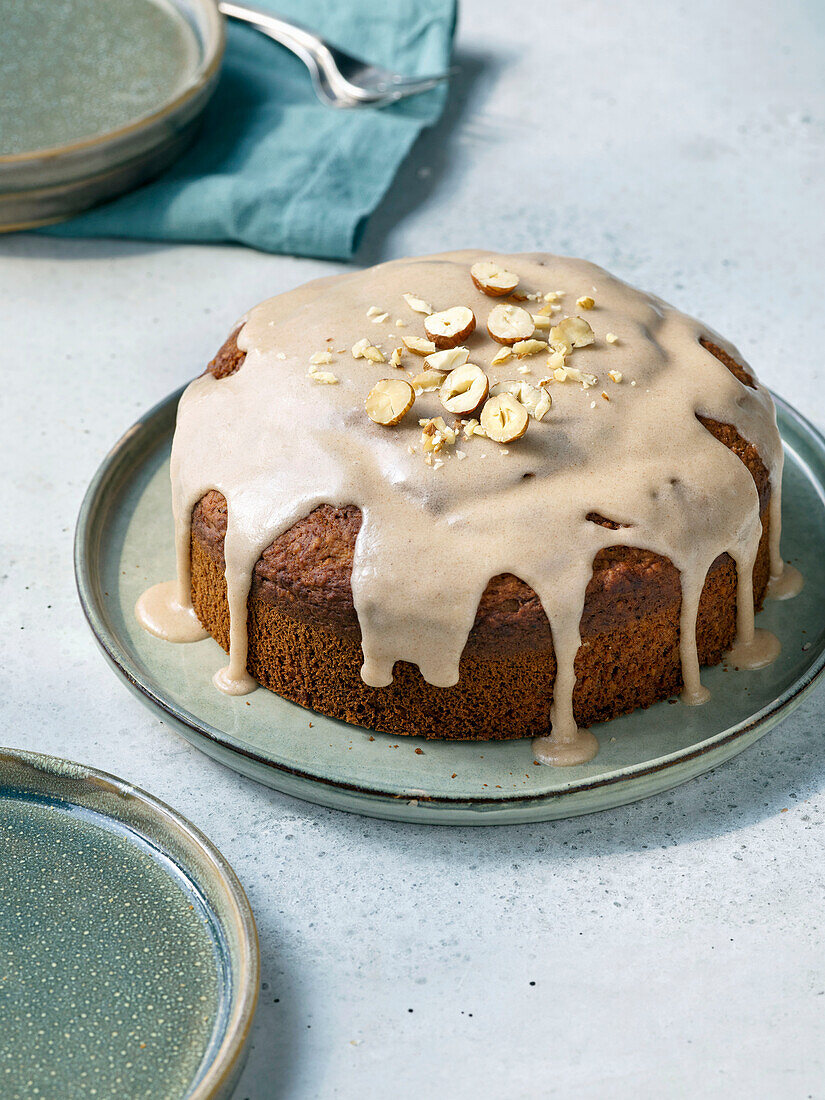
[185, 332, 772, 740]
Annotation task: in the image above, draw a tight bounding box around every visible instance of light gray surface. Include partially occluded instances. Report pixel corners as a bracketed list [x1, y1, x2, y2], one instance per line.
[2, 0, 824, 1096]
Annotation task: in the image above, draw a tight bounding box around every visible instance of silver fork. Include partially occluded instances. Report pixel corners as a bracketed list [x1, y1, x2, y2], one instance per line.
[218, 1, 453, 108]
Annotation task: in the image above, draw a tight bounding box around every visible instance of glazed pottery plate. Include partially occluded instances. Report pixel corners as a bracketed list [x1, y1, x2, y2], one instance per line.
[0, 0, 223, 231]
[75, 388, 825, 825]
[0, 747, 258, 1098]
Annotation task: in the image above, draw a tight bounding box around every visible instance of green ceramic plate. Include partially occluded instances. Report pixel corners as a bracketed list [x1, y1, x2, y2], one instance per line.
[75, 388, 825, 825]
[0, 747, 259, 1098]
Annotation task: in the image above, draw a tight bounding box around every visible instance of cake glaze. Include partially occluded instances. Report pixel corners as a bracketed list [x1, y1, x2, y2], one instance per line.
[137, 251, 799, 764]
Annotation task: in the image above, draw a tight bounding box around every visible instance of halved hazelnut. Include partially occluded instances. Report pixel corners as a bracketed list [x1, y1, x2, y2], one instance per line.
[402, 335, 437, 356]
[470, 260, 520, 297]
[423, 346, 470, 374]
[424, 306, 476, 349]
[549, 315, 595, 352]
[490, 380, 552, 421]
[439, 364, 489, 416]
[487, 304, 535, 345]
[480, 393, 529, 443]
[365, 378, 415, 426]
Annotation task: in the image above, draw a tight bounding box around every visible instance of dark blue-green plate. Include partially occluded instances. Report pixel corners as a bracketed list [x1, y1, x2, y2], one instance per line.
[0, 747, 258, 1098]
[75, 388, 825, 825]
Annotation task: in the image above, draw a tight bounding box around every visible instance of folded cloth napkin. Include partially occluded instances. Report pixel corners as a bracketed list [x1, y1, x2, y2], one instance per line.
[40, 0, 457, 259]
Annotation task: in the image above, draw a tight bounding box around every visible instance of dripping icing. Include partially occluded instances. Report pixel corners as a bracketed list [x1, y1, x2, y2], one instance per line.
[138, 251, 800, 764]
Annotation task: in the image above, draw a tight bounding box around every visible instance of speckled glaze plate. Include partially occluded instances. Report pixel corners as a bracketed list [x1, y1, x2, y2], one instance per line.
[0, 747, 259, 1098]
[0, 0, 223, 231]
[75, 387, 825, 825]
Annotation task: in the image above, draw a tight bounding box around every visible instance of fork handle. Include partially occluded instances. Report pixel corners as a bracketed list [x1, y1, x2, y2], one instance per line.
[217, 1, 343, 106]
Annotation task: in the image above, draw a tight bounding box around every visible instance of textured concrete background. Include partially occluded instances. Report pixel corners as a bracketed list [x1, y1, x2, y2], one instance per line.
[2, 0, 824, 1096]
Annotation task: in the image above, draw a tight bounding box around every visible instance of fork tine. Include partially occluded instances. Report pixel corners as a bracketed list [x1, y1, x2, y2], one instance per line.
[342, 73, 452, 104]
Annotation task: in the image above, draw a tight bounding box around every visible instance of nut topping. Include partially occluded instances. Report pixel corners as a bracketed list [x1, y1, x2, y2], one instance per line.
[439, 364, 489, 416]
[512, 338, 547, 358]
[410, 370, 443, 393]
[403, 292, 434, 315]
[423, 346, 470, 374]
[365, 378, 415, 426]
[424, 306, 476, 349]
[487, 303, 535, 345]
[402, 335, 437, 356]
[490, 380, 552, 421]
[549, 315, 595, 352]
[470, 260, 520, 297]
[480, 393, 529, 443]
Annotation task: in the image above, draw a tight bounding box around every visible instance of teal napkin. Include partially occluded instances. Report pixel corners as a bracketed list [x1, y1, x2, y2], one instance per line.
[41, 0, 457, 259]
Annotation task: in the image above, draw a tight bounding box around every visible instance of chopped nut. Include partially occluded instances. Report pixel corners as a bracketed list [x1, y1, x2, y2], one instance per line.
[424, 306, 476, 349]
[402, 335, 437, 356]
[419, 416, 457, 453]
[607, 369, 623, 383]
[606, 332, 619, 344]
[543, 291, 561, 303]
[370, 311, 389, 324]
[424, 346, 470, 373]
[364, 345, 385, 363]
[439, 363, 489, 416]
[308, 370, 338, 385]
[557, 365, 598, 388]
[395, 319, 407, 328]
[532, 314, 551, 331]
[410, 370, 443, 393]
[403, 292, 434, 315]
[366, 306, 384, 318]
[480, 393, 529, 443]
[491, 346, 513, 366]
[470, 260, 520, 297]
[390, 346, 404, 368]
[601, 390, 610, 401]
[512, 338, 547, 358]
[487, 303, 535, 345]
[365, 378, 415, 425]
[352, 338, 370, 359]
[537, 301, 560, 316]
[310, 351, 334, 365]
[455, 449, 467, 460]
[576, 295, 595, 310]
[549, 315, 595, 352]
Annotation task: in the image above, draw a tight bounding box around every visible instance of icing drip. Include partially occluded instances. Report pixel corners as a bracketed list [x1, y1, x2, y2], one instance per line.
[135, 581, 207, 643]
[767, 562, 804, 601]
[138, 252, 801, 765]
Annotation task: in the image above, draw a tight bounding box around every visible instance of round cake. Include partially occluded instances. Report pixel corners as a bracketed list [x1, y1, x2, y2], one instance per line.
[137, 251, 799, 766]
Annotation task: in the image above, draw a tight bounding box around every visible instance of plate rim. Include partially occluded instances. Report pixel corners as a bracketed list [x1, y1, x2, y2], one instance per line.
[74, 386, 825, 822]
[0, 744, 260, 1100]
[0, 0, 225, 168]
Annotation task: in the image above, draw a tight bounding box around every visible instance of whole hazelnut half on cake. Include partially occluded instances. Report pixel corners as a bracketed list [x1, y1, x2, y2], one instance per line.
[137, 251, 793, 766]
